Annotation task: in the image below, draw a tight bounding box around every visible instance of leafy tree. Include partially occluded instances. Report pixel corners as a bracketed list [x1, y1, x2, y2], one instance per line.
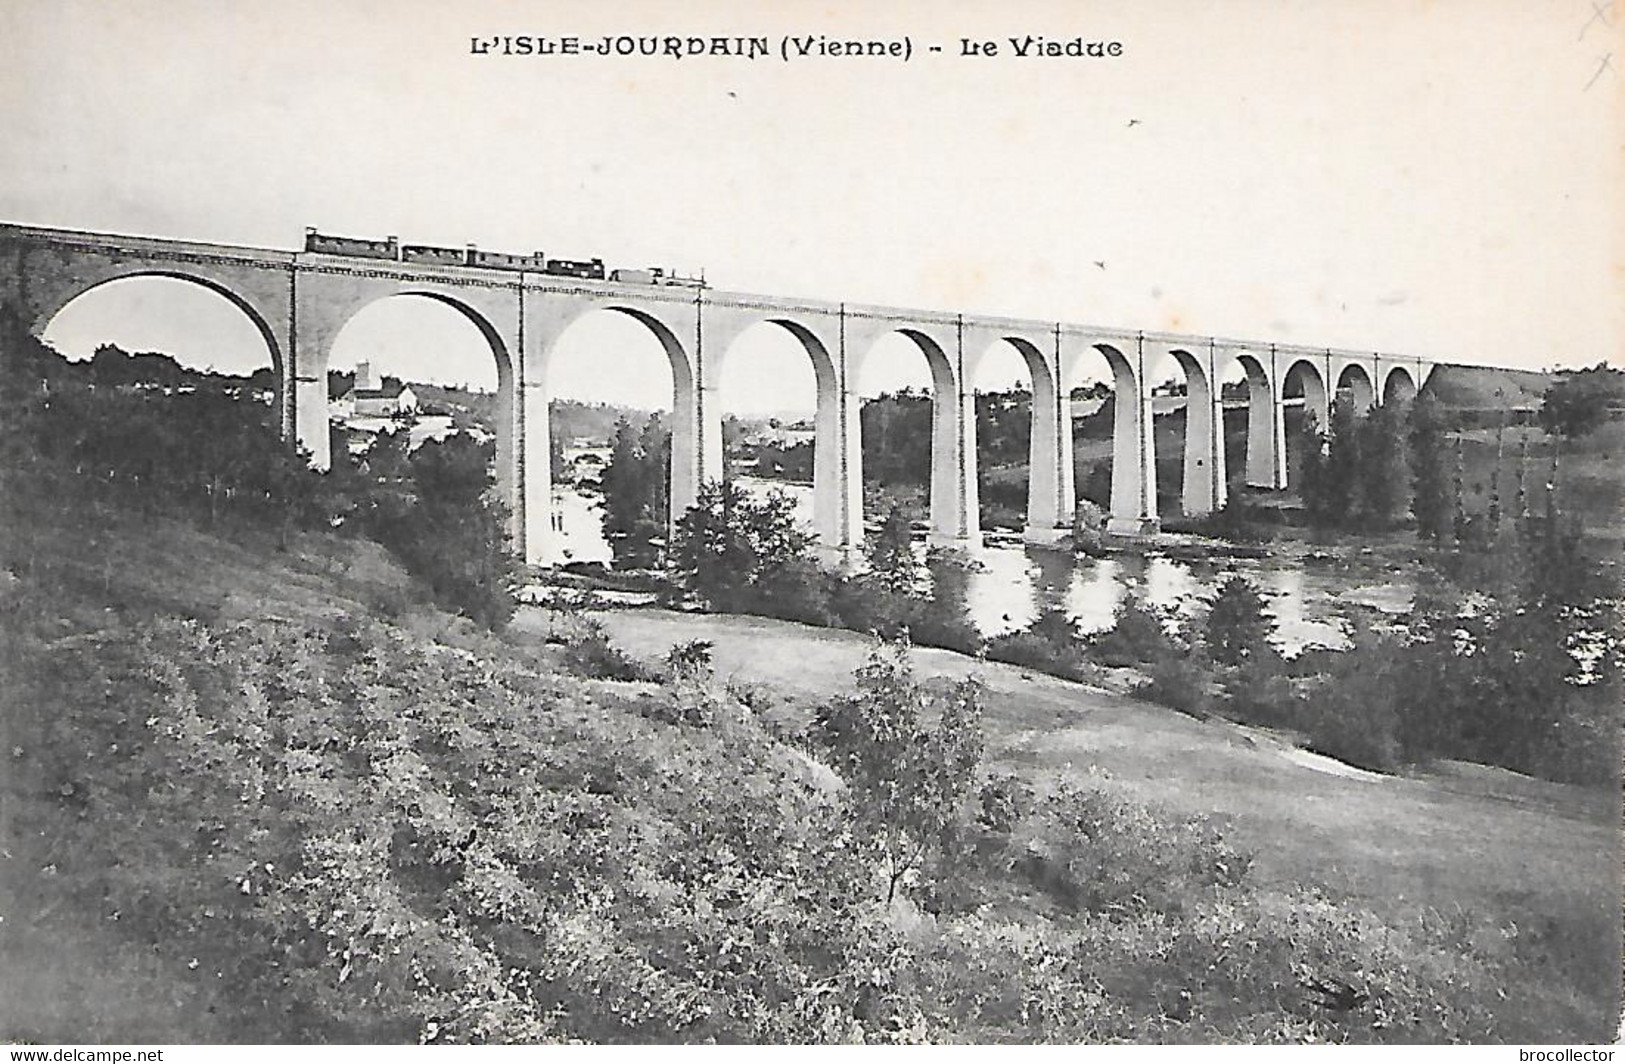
[1353, 401, 1412, 529]
[1317, 401, 1363, 526]
[1295, 410, 1333, 521]
[601, 418, 646, 540]
[860, 389, 933, 488]
[863, 505, 922, 596]
[1409, 392, 1455, 542]
[810, 641, 985, 903]
[1202, 575, 1276, 667]
[550, 431, 567, 482]
[599, 415, 669, 568]
[1300, 400, 1416, 531]
[362, 431, 517, 629]
[1538, 363, 1624, 440]
[668, 479, 816, 612]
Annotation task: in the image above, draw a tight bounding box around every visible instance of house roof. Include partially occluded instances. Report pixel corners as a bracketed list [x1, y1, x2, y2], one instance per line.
[345, 381, 412, 401]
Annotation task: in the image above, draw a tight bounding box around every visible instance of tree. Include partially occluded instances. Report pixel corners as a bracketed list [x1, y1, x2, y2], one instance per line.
[810, 641, 984, 903]
[1295, 411, 1333, 522]
[599, 416, 669, 568]
[1299, 400, 1415, 531]
[1538, 363, 1624, 440]
[860, 390, 933, 488]
[668, 479, 816, 612]
[549, 432, 567, 483]
[362, 432, 517, 629]
[1353, 400, 1412, 529]
[1202, 575, 1276, 667]
[1318, 401, 1363, 527]
[863, 505, 922, 596]
[1409, 392, 1455, 542]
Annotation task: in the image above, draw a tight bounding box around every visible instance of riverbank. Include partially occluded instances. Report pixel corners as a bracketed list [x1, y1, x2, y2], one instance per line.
[519, 605, 1620, 989]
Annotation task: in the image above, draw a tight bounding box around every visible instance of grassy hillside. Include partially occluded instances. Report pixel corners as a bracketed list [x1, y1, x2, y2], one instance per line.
[1422, 364, 1552, 412]
[2, 483, 1619, 1042]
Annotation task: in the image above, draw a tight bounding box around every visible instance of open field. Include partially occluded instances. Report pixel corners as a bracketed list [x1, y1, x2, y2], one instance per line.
[575, 607, 1622, 1016]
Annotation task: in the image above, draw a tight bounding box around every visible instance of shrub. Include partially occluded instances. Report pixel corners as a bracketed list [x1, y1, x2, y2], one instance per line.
[665, 638, 715, 677]
[1188, 495, 1272, 544]
[810, 640, 985, 903]
[986, 605, 1088, 679]
[1135, 655, 1215, 717]
[1220, 655, 1304, 730]
[830, 577, 916, 639]
[360, 432, 518, 631]
[1017, 783, 1253, 916]
[668, 480, 815, 613]
[986, 628, 1081, 676]
[1202, 575, 1277, 667]
[562, 619, 662, 682]
[976, 773, 1035, 836]
[754, 556, 840, 627]
[1085, 595, 1182, 667]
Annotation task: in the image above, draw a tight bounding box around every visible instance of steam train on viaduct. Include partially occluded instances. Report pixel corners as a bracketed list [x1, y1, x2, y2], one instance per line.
[303, 228, 706, 288]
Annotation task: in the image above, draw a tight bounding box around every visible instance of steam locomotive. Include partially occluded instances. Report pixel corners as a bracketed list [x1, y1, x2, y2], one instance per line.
[303, 228, 703, 287]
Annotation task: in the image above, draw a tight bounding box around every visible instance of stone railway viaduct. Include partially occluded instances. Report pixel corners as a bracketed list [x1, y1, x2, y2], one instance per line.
[1, 222, 1439, 564]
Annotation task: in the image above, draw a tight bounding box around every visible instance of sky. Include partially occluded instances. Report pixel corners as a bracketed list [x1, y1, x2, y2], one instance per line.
[6, 0, 1621, 417]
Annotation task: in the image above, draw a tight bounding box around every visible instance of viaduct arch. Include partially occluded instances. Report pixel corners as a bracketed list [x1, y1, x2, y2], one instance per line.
[1, 221, 1443, 565]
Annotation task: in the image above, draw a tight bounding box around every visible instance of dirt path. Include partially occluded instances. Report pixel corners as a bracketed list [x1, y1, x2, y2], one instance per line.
[515, 607, 1621, 928]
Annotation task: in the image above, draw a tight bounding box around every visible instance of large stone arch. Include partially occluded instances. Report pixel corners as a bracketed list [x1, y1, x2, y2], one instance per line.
[1147, 344, 1224, 518]
[1218, 348, 1282, 489]
[1334, 361, 1376, 413]
[841, 315, 973, 543]
[295, 272, 523, 544]
[1280, 356, 1330, 487]
[964, 330, 1071, 541]
[898, 325, 969, 542]
[1381, 362, 1419, 405]
[1061, 334, 1154, 533]
[2, 234, 294, 425]
[701, 307, 856, 555]
[520, 288, 700, 566]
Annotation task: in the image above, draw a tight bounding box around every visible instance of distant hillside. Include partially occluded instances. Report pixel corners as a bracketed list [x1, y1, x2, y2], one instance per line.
[549, 398, 663, 443]
[1423, 364, 1551, 411]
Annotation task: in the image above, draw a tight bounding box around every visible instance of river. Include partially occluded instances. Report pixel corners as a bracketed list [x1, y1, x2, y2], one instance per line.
[550, 476, 1418, 654]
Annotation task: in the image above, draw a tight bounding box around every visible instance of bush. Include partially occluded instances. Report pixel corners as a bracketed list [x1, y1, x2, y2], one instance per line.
[986, 628, 1081, 676]
[976, 773, 1035, 836]
[358, 432, 518, 630]
[1188, 495, 1272, 544]
[1221, 655, 1304, 730]
[1085, 595, 1182, 667]
[830, 577, 916, 639]
[665, 638, 715, 677]
[986, 606, 1088, 679]
[1202, 575, 1277, 667]
[754, 556, 840, 627]
[1017, 783, 1253, 915]
[809, 640, 985, 903]
[1135, 655, 1216, 717]
[669, 480, 815, 613]
[562, 619, 662, 682]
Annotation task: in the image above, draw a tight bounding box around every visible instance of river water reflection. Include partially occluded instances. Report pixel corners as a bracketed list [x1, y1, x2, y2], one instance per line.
[551, 478, 1417, 654]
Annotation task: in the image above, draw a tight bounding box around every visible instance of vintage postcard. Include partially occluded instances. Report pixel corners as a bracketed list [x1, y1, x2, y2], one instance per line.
[1, 0, 1620, 1052]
